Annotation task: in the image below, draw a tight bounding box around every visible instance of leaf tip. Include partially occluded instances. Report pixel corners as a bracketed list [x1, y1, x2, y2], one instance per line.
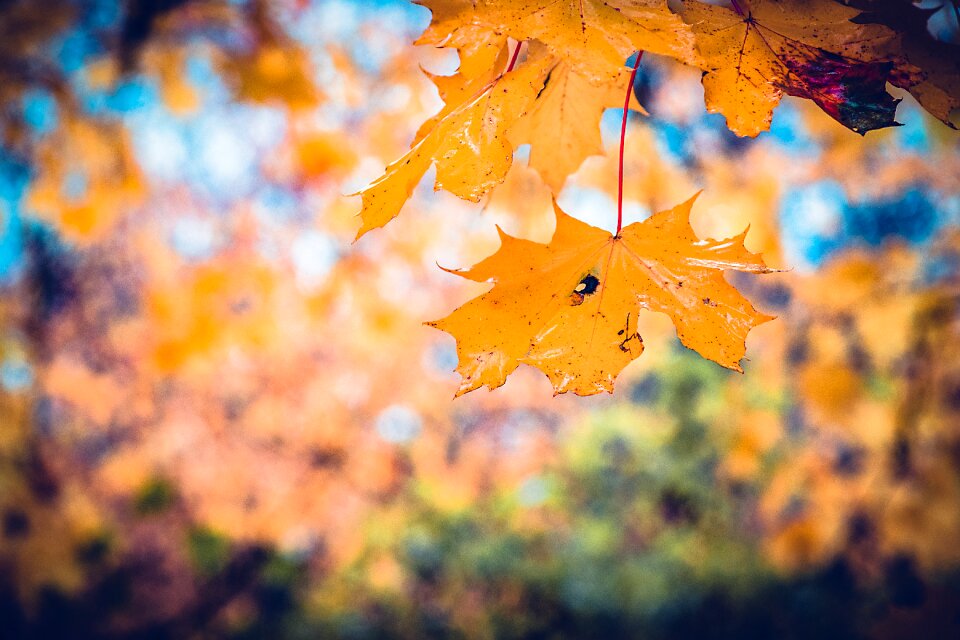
[435, 260, 463, 276]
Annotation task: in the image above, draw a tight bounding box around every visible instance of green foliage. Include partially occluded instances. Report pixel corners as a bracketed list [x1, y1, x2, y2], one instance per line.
[188, 527, 231, 577]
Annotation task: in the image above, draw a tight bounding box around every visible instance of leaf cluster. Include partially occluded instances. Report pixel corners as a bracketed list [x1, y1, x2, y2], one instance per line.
[357, 0, 959, 395]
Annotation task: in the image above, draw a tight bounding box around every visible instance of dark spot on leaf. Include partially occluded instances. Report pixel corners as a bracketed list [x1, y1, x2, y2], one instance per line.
[569, 274, 600, 306]
[618, 313, 642, 352]
[576, 274, 599, 295]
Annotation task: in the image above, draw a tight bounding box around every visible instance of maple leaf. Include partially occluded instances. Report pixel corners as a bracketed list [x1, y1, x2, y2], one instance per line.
[415, 7, 508, 80]
[428, 194, 774, 396]
[508, 58, 647, 192]
[416, 0, 695, 84]
[679, 0, 904, 136]
[412, 42, 510, 145]
[353, 46, 552, 238]
[889, 44, 960, 130]
[847, 0, 960, 129]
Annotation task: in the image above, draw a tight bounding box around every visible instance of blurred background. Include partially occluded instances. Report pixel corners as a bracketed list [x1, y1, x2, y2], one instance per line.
[1, 1, 959, 638]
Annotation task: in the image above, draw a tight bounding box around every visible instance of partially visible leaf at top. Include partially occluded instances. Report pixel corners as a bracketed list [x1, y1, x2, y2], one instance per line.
[416, 0, 695, 84]
[890, 41, 960, 130]
[428, 194, 775, 396]
[679, 0, 905, 137]
[848, 0, 960, 129]
[353, 46, 552, 239]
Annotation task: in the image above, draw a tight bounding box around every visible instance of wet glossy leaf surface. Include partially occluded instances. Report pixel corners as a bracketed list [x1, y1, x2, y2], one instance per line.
[429, 195, 774, 395]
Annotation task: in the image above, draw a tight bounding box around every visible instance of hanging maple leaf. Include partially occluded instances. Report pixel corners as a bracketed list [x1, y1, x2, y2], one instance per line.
[416, 0, 695, 84]
[428, 194, 774, 396]
[678, 0, 905, 136]
[361, 42, 645, 236]
[508, 59, 647, 192]
[353, 45, 552, 238]
[412, 43, 510, 145]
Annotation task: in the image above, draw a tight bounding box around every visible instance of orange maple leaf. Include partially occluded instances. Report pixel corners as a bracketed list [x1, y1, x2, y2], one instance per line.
[428, 194, 775, 396]
[353, 45, 553, 238]
[678, 0, 905, 136]
[509, 58, 647, 192]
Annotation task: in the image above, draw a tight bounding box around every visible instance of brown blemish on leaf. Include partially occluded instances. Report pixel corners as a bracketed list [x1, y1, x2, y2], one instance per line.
[617, 313, 643, 353]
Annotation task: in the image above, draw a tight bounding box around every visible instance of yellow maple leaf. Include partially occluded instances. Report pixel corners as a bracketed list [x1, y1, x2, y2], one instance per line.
[508, 57, 647, 192]
[413, 42, 509, 144]
[679, 0, 903, 136]
[353, 46, 553, 238]
[428, 194, 774, 396]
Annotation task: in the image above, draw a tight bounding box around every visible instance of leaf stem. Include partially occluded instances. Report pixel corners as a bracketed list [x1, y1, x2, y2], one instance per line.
[505, 41, 522, 73]
[617, 51, 643, 237]
[730, 0, 745, 16]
